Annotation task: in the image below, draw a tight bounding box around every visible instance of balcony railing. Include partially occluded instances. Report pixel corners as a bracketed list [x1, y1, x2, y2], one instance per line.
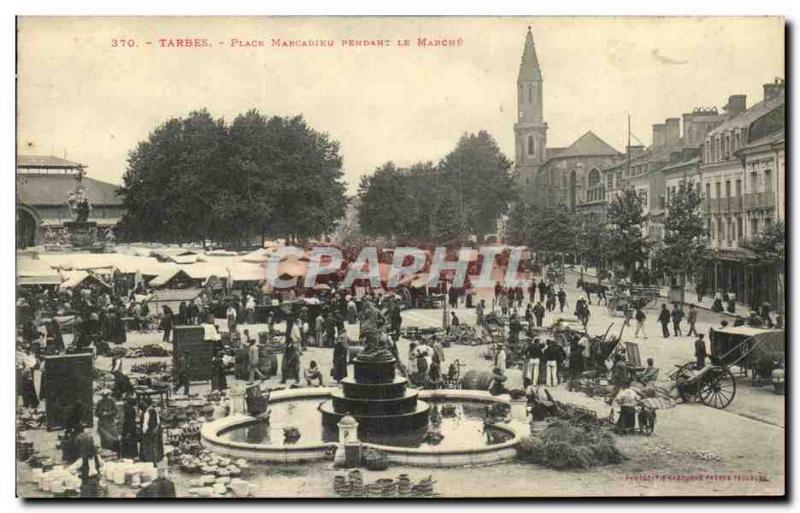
[743, 192, 775, 210]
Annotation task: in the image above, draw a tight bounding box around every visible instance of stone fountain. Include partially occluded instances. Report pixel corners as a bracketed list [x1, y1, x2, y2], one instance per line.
[319, 345, 430, 437]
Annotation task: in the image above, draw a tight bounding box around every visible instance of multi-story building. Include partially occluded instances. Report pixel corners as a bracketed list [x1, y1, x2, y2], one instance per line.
[698, 78, 784, 310]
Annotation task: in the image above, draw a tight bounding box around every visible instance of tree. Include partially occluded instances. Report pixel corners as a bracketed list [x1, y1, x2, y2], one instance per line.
[356, 162, 414, 239]
[118, 110, 228, 243]
[439, 131, 517, 240]
[654, 180, 709, 286]
[575, 213, 610, 271]
[740, 220, 785, 263]
[259, 115, 347, 241]
[604, 188, 651, 278]
[117, 109, 347, 246]
[429, 189, 468, 247]
[505, 201, 576, 264]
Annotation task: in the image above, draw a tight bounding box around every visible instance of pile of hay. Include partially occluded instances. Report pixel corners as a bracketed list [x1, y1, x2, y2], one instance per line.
[518, 419, 626, 470]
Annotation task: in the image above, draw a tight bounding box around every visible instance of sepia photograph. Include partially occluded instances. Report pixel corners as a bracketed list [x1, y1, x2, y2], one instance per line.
[14, 16, 785, 499]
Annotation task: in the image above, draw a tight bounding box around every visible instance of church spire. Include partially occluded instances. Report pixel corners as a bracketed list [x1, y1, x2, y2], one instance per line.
[518, 26, 542, 82]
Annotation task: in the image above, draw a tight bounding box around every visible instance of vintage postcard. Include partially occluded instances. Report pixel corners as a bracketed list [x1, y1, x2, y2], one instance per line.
[15, 16, 785, 498]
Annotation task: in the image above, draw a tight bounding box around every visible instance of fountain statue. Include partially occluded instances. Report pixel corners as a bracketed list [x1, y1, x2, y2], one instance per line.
[63, 182, 101, 250]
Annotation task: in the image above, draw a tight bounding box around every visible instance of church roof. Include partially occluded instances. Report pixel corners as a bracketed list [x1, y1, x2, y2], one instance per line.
[17, 174, 123, 206]
[554, 131, 621, 159]
[518, 27, 542, 81]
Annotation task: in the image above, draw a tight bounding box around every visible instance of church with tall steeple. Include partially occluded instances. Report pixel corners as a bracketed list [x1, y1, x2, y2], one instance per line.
[514, 27, 547, 183]
[513, 26, 624, 211]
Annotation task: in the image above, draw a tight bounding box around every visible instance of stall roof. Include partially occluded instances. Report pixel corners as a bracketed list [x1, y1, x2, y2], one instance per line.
[147, 288, 203, 303]
[149, 268, 194, 288]
[59, 270, 110, 291]
[18, 274, 62, 286]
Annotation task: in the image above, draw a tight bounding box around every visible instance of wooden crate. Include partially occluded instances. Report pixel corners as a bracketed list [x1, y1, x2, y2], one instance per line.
[42, 353, 94, 430]
[173, 326, 213, 382]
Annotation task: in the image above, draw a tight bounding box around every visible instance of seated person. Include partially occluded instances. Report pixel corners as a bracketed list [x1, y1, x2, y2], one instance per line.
[638, 358, 659, 385]
[614, 382, 639, 432]
[487, 367, 509, 396]
[303, 360, 323, 387]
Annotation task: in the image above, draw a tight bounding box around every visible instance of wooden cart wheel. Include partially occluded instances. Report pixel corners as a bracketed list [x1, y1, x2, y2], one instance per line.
[698, 367, 736, 409]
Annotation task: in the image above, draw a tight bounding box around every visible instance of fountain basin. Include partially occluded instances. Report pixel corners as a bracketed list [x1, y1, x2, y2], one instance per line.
[201, 387, 525, 467]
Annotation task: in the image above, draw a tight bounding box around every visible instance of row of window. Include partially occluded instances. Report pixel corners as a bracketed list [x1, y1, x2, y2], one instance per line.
[709, 215, 772, 243]
[704, 129, 744, 164]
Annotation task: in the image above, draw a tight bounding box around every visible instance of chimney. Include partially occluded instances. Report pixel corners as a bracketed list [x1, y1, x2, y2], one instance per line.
[652, 124, 666, 148]
[626, 145, 645, 157]
[723, 94, 747, 115]
[763, 77, 785, 102]
[665, 117, 680, 148]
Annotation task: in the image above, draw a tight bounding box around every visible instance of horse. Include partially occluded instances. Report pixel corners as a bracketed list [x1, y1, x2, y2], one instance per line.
[577, 279, 608, 305]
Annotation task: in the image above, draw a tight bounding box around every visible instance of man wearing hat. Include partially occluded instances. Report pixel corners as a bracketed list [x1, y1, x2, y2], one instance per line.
[494, 343, 507, 372]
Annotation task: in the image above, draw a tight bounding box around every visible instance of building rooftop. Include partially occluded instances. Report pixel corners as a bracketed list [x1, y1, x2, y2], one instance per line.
[740, 128, 785, 151]
[17, 155, 85, 169]
[551, 131, 621, 159]
[707, 94, 785, 137]
[17, 173, 123, 206]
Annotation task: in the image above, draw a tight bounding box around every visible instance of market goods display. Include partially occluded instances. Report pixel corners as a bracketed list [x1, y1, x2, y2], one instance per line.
[332, 472, 436, 498]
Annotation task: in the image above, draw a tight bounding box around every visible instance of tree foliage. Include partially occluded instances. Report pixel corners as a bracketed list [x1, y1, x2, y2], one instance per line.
[117, 109, 346, 246]
[356, 131, 516, 243]
[439, 131, 517, 238]
[604, 188, 651, 277]
[506, 201, 576, 262]
[740, 220, 785, 264]
[654, 180, 709, 281]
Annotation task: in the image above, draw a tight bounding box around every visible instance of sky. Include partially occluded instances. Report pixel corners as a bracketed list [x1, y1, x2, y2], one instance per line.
[17, 16, 784, 193]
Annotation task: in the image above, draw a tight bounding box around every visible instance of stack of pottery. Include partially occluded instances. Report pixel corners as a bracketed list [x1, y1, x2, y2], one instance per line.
[348, 469, 364, 496]
[396, 474, 411, 496]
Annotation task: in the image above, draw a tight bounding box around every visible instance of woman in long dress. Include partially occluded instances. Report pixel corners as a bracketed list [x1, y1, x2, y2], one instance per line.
[139, 401, 164, 466]
[211, 351, 227, 391]
[332, 335, 348, 383]
[280, 340, 300, 384]
[119, 397, 139, 458]
[94, 390, 119, 451]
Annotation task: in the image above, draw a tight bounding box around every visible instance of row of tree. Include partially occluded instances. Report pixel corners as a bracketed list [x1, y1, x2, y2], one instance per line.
[356, 131, 517, 245]
[506, 183, 711, 284]
[117, 109, 347, 246]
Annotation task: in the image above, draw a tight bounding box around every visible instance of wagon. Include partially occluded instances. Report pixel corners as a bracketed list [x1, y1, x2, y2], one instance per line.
[709, 326, 785, 381]
[668, 362, 736, 409]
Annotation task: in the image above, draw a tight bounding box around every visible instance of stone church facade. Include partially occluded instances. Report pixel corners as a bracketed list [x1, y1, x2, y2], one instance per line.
[513, 27, 625, 212]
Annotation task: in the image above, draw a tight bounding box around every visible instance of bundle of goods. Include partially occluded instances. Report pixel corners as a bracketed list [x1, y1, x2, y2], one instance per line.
[402, 327, 445, 342]
[446, 324, 482, 346]
[17, 410, 47, 431]
[185, 454, 251, 498]
[107, 347, 128, 359]
[103, 460, 159, 489]
[130, 344, 172, 358]
[16, 434, 35, 462]
[165, 420, 203, 446]
[130, 361, 167, 375]
[333, 473, 436, 498]
[178, 451, 248, 479]
[517, 418, 626, 469]
[27, 466, 84, 497]
[363, 448, 389, 471]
